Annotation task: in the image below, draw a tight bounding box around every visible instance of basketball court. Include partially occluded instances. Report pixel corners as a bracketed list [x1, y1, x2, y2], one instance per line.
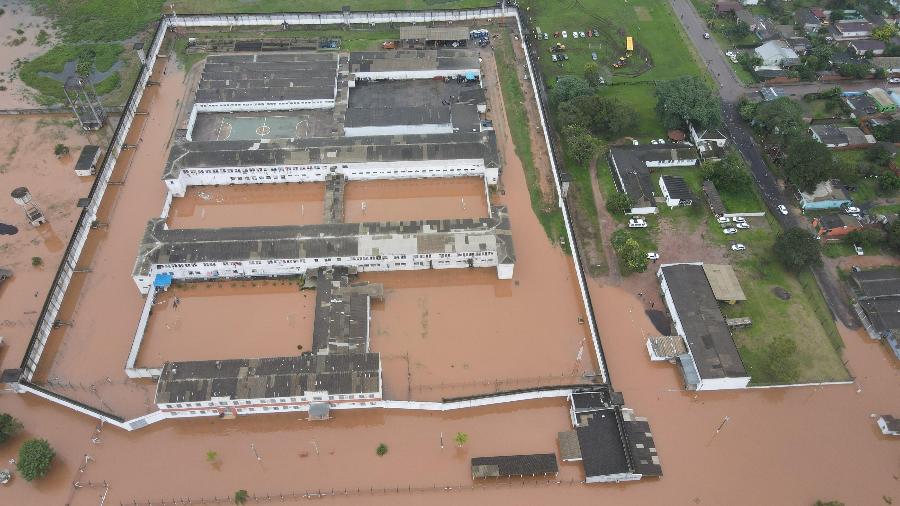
[191, 110, 337, 141]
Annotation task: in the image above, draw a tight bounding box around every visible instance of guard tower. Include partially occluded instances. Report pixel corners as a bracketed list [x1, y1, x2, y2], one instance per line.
[11, 187, 46, 227]
[63, 76, 106, 131]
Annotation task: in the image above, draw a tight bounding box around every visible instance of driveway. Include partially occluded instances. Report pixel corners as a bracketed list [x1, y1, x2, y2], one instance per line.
[669, 0, 860, 328]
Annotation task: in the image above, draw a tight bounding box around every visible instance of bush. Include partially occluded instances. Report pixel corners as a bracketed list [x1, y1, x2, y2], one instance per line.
[17, 438, 55, 481]
[31, 257, 43, 267]
[0, 413, 23, 443]
[844, 228, 884, 249]
[234, 489, 248, 505]
[54, 143, 68, 157]
[611, 229, 649, 273]
[606, 192, 632, 215]
[376, 443, 388, 456]
[773, 228, 821, 270]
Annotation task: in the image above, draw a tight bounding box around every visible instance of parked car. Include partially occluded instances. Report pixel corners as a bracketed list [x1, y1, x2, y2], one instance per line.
[631, 139, 639, 145]
[562, 54, 569, 60]
[889, 77, 900, 84]
[628, 218, 648, 228]
[731, 243, 746, 251]
[591, 52, 598, 61]
[723, 227, 737, 235]
[647, 252, 660, 260]
[717, 216, 731, 224]
[854, 244, 865, 256]
[543, 33, 549, 40]
[736, 222, 750, 229]
[592, 29, 599, 37]
[733, 216, 746, 224]
[562, 31, 568, 38]
[586, 29, 592, 37]
[572, 31, 579, 38]
[579, 31, 586, 38]
[844, 206, 861, 214]
[777, 204, 788, 215]
[552, 54, 558, 62]
[703, 32, 711, 39]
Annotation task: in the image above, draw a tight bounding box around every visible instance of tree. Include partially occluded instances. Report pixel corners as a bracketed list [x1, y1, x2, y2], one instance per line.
[376, 443, 388, 456]
[751, 97, 803, 139]
[31, 256, 43, 267]
[454, 432, 469, 447]
[866, 145, 893, 166]
[550, 76, 592, 106]
[837, 63, 871, 79]
[566, 129, 597, 164]
[875, 67, 888, 80]
[205, 450, 218, 463]
[758, 336, 799, 383]
[845, 228, 884, 249]
[17, 438, 55, 481]
[0, 413, 23, 443]
[701, 151, 752, 193]
[606, 192, 632, 215]
[234, 489, 249, 505]
[773, 228, 821, 271]
[873, 120, 900, 142]
[556, 95, 594, 130]
[583, 61, 599, 85]
[782, 137, 832, 193]
[592, 98, 637, 138]
[611, 229, 649, 273]
[725, 20, 751, 41]
[873, 24, 898, 42]
[885, 220, 900, 253]
[655, 76, 721, 131]
[879, 171, 900, 195]
[737, 51, 762, 72]
[738, 98, 757, 121]
[53, 143, 69, 157]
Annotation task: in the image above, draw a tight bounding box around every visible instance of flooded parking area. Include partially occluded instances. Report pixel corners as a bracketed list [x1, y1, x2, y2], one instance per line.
[136, 281, 315, 368]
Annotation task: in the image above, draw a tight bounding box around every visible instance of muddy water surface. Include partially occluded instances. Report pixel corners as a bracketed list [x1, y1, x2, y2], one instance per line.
[344, 178, 489, 222]
[167, 184, 326, 228]
[0, 1, 56, 108]
[138, 281, 315, 366]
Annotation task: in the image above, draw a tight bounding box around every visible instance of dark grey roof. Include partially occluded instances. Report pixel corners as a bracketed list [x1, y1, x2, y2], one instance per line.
[155, 352, 380, 403]
[836, 21, 874, 33]
[850, 39, 886, 52]
[623, 419, 662, 477]
[660, 264, 748, 380]
[795, 8, 821, 27]
[817, 213, 857, 230]
[851, 267, 900, 298]
[810, 123, 849, 145]
[163, 131, 499, 179]
[660, 175, 693, 200]
[349, 49, 478, 73]
[74, 145, 100, 172]
[703, 181, 725, 216]
[609, 145, 697, 208]
[571, 390, 611, 411]
[133, 206, 514, 277]
[576, 408, 630, 478]
[310, 266, 382, 354]
[345, 106, 450, 127]
[845, 94, 879, 116]
[196, 52, 338, 104]
[471, 454, 559, 478]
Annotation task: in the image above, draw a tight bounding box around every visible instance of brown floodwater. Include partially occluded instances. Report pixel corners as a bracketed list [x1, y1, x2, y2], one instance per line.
[344, 178, 489, 222]
[0, 1, 57, 108]
[136, 281, 316, 367]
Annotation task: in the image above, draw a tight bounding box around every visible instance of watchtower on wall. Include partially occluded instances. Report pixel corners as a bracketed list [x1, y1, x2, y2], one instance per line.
[11, 187, 46, 227]
[64, 76, 107, 131]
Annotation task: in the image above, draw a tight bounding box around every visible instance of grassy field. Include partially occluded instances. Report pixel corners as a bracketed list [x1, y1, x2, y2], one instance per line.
[494, 28, 567, 247]
[31, 0, 165, 42]
[19, 43, 125, 104]
[596, 84, 666, 141]
[169, 0, 493, 14]
[520, 0, 704, 84]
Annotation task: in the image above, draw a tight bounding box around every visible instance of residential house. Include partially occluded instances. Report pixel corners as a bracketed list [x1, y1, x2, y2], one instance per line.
[608, 144, 699, 215]
[795, 8, 822, 34]
[688, 123, 728, 160]
[876, 415, 900, 436]
[844, 93, 881, 119]
[739, 0, 758, 5]
[868, 88, 898, 112]
[831, 20, 874, 40]
[754, 66, 791, 81]
[754, 17, 779, 40]
[659, 175, 694, 208]
[787, 36, 812, 55]
[798, 179, 852, 210]
[735, 10, 760, 31]
[848, 267, 900, 360]
[754, 40, 800, 66]
[809, 123, 875, 147]
[848, 39, 886, 56]
[714, 0, 742, 14]
[813, 213, 862, 240]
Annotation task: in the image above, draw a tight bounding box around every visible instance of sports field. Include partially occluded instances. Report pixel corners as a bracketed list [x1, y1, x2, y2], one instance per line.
[192, 111, 338, 141]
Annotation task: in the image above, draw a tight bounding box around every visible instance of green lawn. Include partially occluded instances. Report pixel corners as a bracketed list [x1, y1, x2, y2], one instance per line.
[19, 43, 126, 104]
[520, 0, 704, 85]
[596, 83, 666, 141]
[652, 167, 707, 231]
[170, 0, 493, 13]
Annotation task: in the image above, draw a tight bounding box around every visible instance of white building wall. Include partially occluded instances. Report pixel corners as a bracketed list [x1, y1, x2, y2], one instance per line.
[355, 69, 480, 81]
[645, 158, 697, 168]
[343, 123, 452, 137]
[166, 159, 495, 197]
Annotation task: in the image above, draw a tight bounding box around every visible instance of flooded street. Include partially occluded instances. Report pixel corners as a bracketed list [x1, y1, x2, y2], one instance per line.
[137, 281, 315, 367]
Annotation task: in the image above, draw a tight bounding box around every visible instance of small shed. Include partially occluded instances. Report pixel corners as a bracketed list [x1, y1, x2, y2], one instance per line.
[659, 175, 693, 208]
[308, 402, 331, 421]
[703, 264, 747, 303]
[73, 145, 101, 176]
[702, 180, 727, 216]
[471, 454, 559, 479]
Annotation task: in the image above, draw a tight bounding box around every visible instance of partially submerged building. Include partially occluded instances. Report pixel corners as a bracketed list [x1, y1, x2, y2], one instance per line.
[557, 390, 662, 483]
[471, 454, 559, 479]
[849, 267, 900, 360]
[652, 263, 750, 390]
[155, 266, 382, 418]
[73, 145, 101, 177]
[133, 206, 515, 292]
[608, 144, 699, 215]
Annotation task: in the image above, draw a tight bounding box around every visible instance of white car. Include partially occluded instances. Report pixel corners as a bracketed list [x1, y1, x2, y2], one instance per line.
[844, 206, 861, 214]
[543, 33, 549, 40]
[628, 218, 648, 228]
[731, 243, 746, 251]
[777, 204, 788, 215]
[703, 32, 711, 39]
[733, 216, 746, 224]
[717, 216, 731, 224]
[552, 54, 558, 62]
[647, 252, 660, 260]
[854, 244, 865, 256]
[572, 31, 579, 39]
[631, 139, 639, 146]
[723, 227, 737, 235]
[736, 222, 750, 229]
[889, 77, 900, 84]
[579, 32, 586, 38]
[562, 31, 568, 38]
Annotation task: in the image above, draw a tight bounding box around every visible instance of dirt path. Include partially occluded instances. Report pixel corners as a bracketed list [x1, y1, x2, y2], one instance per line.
[589, 156, 621, 284]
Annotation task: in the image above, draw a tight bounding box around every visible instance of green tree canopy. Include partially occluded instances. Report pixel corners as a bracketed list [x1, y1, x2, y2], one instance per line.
[773, 228, 821, 271]
[701, 151, 752, 193]
[606, 192, 632, 215]
[655, 76, 721, 131]
[550, 76, 592, 106]
[885, 220, 900, 254]
[557, 96, 636, 139]
[17, 438, 55, 481]
[583, 61, 600, 85]
[751, 97, 803, 138]
[873, 24, 898, 42]
[873, 120, 900, 142]
[0, 413, 23, 443]
[783, 137, 832, 193]
[563, 125, 598, 164]
[611, 230, 649, 273]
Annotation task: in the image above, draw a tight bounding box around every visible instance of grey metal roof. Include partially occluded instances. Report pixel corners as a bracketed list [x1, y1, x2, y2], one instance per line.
[660, 264, 748, 380]
[133, 206, 514, 277]
[196, 52, 338, 104]
[660, 175, 693, 200]
[310, 266, 383, 354]
[163, 131, 499, 179]
[575, 408, 630, 478]
[702, 180, 726, 216]
[471, 454, 559, 478]
[851, 267, 900, 298]
[74, 145, 100, 172]
[349, 49, 478, 73]
[399, 25, 470, 41]
[609, 144, 697, 208]
[810, 123, 849, 145]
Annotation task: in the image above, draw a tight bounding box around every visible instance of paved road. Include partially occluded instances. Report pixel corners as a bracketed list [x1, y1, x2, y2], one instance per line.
[670, 0, 860, 328]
